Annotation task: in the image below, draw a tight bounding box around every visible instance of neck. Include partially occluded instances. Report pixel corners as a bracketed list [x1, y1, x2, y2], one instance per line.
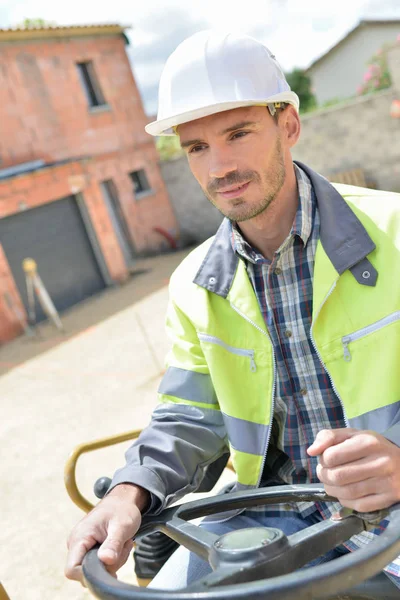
[237, 163, 298, 260]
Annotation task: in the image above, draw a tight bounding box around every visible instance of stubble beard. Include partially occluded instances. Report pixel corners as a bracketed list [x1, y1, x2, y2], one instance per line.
[205, 136, 286, 223]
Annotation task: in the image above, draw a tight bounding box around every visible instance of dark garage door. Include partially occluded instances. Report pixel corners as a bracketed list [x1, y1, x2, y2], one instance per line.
[0, 195, 105, 322]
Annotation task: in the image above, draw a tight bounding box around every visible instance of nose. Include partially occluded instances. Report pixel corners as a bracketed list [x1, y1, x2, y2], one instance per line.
[208, 148, 238, 179]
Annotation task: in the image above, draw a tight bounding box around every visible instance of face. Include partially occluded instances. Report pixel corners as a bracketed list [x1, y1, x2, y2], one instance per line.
[178, 106, 294, 222]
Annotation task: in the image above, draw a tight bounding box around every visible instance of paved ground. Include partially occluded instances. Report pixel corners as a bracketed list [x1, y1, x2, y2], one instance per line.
[0, 248, 194, 600]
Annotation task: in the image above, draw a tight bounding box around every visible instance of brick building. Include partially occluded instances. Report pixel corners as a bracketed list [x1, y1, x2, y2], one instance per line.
[0, 24, 178, 343]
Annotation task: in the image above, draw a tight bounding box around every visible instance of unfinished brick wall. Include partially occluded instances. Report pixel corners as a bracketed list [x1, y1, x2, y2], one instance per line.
[0, 35, 149, 166]
[0, 30, 179, 342]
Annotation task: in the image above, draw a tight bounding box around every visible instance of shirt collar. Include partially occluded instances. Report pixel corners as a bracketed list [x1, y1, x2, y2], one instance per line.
[231, 163, 314, 263]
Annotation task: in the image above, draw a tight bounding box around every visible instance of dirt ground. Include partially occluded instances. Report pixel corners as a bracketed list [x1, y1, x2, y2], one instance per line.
[0, 248, 194, 600]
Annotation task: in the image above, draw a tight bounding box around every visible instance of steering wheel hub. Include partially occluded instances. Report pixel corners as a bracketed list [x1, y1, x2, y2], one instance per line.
[210, 526, 288, 569]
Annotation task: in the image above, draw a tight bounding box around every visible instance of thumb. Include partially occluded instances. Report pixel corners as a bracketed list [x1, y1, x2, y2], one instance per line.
[307, 428, 357, 456]
[98, 520, 135, 566]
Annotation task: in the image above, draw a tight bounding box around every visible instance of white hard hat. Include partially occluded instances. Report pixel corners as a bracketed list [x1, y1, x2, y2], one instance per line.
[145, 30, 299, 137]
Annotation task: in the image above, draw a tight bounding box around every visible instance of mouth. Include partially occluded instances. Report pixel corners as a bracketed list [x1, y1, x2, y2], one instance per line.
[217, 181, 251, 199]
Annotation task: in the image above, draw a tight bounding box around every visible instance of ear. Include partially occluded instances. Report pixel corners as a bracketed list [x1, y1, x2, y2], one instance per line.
[281, 105, 301, 148]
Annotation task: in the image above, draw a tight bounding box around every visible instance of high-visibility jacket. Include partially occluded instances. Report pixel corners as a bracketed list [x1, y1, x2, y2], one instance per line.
[111, 162, 400, 514]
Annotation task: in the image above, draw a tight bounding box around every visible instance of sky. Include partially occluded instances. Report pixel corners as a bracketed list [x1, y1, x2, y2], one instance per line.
[1, 0, 400, 115]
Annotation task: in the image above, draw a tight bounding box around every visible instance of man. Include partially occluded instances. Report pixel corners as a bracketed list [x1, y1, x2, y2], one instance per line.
[66, 30, 400, 589]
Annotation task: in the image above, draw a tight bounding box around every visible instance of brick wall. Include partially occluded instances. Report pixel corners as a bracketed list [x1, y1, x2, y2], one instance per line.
[0, 32, 178, 256]
[0, 35, 149, 166]
[0, 31, 179, 342]
[292, 43, 400, 192]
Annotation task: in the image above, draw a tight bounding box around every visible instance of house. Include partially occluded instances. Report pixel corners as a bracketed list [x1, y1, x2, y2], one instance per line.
[0, 24, 179, 343]
[306, 19, 400, 105]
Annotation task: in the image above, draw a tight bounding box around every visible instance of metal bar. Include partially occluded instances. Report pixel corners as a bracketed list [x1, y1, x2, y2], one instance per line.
[64, 429, 142, 513]
[0, 583, 11, 600]
[159, 517, 219, 561]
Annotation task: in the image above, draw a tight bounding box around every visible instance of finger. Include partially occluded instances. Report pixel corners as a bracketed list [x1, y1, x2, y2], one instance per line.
[337, 493, 394, 513]
[320, 432, 381, 468]
[65, 565, 86, 586]
[317, 454, 392, 486]
[323, 477, 382, 501]
[105, 539, 134, 576]
[98, 520, 136, 566]
[65, 537, 96, 582]
[307, 428, 358, 456]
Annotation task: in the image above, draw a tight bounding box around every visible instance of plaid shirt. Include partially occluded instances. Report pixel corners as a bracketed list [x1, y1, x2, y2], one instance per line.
[230, 164, 400, 581]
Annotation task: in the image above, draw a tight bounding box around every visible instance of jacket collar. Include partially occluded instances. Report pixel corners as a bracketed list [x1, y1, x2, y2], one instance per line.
[193, 161, 377, 297]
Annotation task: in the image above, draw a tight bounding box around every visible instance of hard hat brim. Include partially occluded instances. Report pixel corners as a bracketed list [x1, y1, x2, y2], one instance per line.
[145, 92, 300, 136]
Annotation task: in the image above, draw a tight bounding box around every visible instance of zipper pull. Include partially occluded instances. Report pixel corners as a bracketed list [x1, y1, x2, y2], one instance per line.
[342, 340, 351, 362]
[250, 353, 257, 372]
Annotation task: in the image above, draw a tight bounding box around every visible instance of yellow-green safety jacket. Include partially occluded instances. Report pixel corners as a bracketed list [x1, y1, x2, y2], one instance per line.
[111, 162, 400, 514]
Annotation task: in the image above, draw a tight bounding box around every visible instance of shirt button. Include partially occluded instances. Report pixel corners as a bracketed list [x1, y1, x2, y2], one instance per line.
[274, 267, 282, 275]
[284, 329, 292, 338]
[300, 388, 307, 396]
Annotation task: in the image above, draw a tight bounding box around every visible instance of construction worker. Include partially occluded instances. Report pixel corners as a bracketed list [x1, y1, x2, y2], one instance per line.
[65, 30, 400, 590]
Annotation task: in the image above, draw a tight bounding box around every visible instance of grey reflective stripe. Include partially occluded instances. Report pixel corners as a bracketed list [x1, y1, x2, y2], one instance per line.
[158, 366, 218, 405]
[223, 412, 269, 455]
[348, 401, 400, 434]
[233, 481, 256, 492]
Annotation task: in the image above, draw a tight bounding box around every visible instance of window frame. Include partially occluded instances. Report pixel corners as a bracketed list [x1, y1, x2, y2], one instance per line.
[76, 61, 107, 109]
[129, 169, 153, 199]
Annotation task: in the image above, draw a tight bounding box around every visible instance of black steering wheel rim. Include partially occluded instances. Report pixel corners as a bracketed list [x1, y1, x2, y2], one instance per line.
[82, 483, 400, 600]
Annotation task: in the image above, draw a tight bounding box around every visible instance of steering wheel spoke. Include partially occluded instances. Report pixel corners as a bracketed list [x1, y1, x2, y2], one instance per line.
[284, 513, 365, 571]
[159, 517, 220, 561]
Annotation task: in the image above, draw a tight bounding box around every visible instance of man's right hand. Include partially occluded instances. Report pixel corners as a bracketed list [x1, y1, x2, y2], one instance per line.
[65, 483, 150, 585]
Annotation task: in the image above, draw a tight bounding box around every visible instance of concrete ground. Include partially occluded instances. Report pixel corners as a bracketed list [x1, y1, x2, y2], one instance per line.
[0, 248, 195, 600]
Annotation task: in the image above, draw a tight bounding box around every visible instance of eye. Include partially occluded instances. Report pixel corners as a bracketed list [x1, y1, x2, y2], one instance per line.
[188, 144, 207, 154]
[231, 131, 249, 140]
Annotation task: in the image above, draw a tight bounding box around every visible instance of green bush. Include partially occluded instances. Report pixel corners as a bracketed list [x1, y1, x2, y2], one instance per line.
[285, 68, 317, 114]
[156, 136, 184, 161]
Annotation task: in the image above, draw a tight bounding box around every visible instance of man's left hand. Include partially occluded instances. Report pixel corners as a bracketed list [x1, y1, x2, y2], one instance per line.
[307, 428, 400, 512]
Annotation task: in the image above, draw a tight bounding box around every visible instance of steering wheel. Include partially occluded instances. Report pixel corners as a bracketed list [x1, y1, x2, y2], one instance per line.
[82, 483, 400, 600]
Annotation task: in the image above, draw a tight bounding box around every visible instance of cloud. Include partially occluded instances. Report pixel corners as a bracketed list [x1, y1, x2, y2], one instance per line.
[127, 7, 209, 115]
[128, 8, 208, 66]
[363, 0, 400, 17]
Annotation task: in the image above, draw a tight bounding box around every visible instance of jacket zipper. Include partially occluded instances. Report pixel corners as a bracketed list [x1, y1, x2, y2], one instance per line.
[230, 302, 276, 487]
[310, 281, 350, 427]
[342, 311, 400, 362]
[197, 333, 257, 372]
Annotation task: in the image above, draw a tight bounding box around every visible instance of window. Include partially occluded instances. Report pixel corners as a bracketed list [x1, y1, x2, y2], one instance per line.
[129, 169, 152, 198]
[76, 61, 107, 108]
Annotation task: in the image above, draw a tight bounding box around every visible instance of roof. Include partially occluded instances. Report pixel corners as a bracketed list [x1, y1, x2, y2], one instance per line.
[0, 157, 91, 182]
[0, 23, 130, 45]
[306, 18, 400, 73]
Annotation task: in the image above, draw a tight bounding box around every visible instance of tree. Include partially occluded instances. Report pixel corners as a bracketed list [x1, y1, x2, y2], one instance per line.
[285, 68, 317, 113]
[16, 18, 56, 29]
[156, 135, 184, 161]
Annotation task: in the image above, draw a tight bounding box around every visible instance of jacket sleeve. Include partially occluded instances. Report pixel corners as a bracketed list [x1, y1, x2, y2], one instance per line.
[108, 296, 229, 515]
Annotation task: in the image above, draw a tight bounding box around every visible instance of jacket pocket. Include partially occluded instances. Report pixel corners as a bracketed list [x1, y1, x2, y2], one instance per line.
[342, 311, 400, 362]
[198, 333, 256, 372]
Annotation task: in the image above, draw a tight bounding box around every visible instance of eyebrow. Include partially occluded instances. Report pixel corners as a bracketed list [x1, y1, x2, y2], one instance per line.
[180, 120, 259, 149]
